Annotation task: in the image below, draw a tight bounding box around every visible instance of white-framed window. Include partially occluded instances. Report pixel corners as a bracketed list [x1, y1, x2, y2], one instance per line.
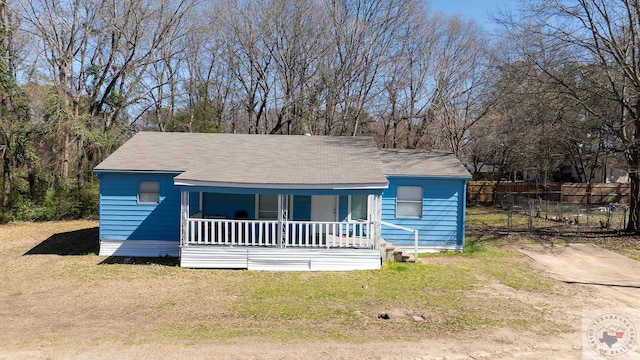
[138, 181, 160, 204]
[349, 195, 368, 221]
[256, 194, 293, 220]
[396, 186, 422, 218]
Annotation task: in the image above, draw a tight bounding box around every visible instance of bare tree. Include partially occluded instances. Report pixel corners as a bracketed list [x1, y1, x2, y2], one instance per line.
[426, 16, 494, 157]
[219, 0, 273, 134]
[375, 5, 494, 157]
[503, 0, 640, 231]
[18, 0, 192, 179]
[321, 0, 409, 136]
[260, 0, 327, 135]
[377, 1, 440, 149]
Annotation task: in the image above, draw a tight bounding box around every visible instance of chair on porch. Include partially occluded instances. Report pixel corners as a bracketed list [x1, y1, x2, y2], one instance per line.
[234, 210, 248, 219]
[202, 214, 227, 244]
[233, 210, 251, 245]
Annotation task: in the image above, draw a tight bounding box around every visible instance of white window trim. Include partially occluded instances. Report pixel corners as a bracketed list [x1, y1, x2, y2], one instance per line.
[138, 181, 160, 204]
[255, 194, 294, 220]
[396, 186, 423, 219]
[347, 195, 370, 222]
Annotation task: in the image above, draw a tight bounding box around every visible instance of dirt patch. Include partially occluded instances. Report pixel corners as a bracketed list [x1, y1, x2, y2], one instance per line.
[517, 243, 640, 308]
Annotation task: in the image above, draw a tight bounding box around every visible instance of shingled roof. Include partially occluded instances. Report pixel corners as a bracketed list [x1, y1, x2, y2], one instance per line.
[379, 149, 471, 178]
[94, 132, 389, 189]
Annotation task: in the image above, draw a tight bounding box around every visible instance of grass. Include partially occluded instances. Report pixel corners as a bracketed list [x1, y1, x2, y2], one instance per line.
[2, 213, 638, 350]
[150, 257, 561, 342]
[419, 238, 556, 293]
[466, 204, 629, 232]
[465, 208, 508, 225]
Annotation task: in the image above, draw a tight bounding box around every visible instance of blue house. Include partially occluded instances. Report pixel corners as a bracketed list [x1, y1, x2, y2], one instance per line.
[379, 150, 471, 253]
[94, 132, 470, 271]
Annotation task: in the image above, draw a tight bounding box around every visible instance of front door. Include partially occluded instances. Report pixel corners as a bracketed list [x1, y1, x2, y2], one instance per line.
[311, 195, 337, 222]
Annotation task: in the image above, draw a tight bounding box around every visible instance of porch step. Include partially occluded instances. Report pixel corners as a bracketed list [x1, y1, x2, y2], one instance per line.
[380, 240, 415, 263]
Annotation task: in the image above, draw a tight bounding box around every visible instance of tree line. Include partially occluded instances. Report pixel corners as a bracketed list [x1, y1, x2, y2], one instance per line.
[1, 0, 639, 231]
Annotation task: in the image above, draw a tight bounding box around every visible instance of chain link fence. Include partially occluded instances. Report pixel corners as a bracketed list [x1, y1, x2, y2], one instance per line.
[467, 196, 630, 234]
[499, 195, 629, 233]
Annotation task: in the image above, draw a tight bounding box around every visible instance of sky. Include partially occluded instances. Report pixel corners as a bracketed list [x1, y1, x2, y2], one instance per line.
[428, 0, 513, 32]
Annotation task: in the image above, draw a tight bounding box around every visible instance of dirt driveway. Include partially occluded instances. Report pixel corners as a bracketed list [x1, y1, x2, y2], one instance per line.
[517, 243, 640, 307]
[518, 243, 640, 359]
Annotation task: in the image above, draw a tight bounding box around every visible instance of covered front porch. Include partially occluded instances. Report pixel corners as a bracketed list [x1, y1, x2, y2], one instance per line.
[177, 188, 383, 270]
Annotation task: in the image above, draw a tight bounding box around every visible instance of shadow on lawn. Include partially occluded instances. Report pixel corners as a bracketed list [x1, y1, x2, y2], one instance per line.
[23, 227, 179, 266]
[24, 227, 100, 256]
[99, 256, 179, 266]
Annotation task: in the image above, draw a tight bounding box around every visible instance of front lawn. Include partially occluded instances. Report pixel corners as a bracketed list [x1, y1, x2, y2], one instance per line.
[0, 219, 579, 350]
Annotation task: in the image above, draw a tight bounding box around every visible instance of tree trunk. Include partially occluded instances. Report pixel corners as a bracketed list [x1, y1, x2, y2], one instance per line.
[627, 167, 640, 232]
[28, 166, 36, 201]
[2, 151, 9, 207]
[62, 133, 69, 179]
[491, 177, 502, 207]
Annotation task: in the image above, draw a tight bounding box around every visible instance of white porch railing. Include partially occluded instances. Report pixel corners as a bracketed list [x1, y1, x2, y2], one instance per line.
[184, 218, 376, 249]
[381, 221, 419, 260]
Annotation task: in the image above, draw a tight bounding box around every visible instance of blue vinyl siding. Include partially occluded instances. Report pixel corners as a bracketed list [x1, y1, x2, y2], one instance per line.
[98, 172, 181, 241]
[338, 195, 349, 221]
[199, 194, 313, 220]
[98, 173, 384, 243]
[292, 195, 311, 220]
[381, 176, 467, 247]
[196, 194, 342, 221]
[189, 192, 200, 214]
[202, 193, 255, 219]
[193, 193, 362, 221]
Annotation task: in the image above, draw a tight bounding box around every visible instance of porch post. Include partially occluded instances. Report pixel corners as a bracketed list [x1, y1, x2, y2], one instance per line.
[277, 194, 288, 248]
[180, 191, 189, 246]
[371, 194, 382, 248]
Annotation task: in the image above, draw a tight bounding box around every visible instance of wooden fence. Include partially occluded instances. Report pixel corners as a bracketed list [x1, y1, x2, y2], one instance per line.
[467, 181, 630, 204]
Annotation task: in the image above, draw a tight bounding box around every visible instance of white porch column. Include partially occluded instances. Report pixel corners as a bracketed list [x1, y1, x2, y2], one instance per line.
[180, 191, 189, 246]
[370, 194, 382, 247]
[277, 194, 288, 248]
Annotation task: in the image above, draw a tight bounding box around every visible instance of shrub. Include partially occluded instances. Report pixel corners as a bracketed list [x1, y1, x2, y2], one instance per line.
[2, 179, 99, 222]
